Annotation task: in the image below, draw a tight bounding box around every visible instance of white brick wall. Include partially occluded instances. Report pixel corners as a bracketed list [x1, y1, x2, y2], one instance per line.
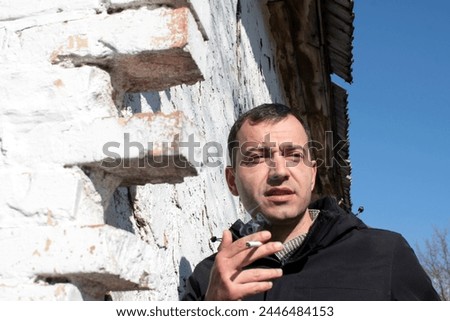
[0, 0, 285, 300]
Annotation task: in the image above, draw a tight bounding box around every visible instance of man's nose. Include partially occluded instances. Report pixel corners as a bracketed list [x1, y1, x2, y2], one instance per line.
[267, 155, 289, 184]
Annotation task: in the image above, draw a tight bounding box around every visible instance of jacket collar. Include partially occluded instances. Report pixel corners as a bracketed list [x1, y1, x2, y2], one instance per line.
[228, 196, 367, 265]
[286, 196, 367, 264]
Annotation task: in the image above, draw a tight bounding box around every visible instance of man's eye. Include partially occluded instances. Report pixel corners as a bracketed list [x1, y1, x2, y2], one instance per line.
[286, 153, 304, 162]
[241, 154, 264, 165]
[248, 154, 263, 161]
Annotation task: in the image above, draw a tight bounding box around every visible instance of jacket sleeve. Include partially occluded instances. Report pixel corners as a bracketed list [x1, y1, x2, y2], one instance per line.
[181, 273, 205, 301]
[390, 235, 440, 300]
[181, 255, 215, 301]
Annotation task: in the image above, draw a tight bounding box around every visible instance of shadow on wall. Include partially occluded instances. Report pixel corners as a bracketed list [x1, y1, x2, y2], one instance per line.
[178, 256, 193, 299]
[123, 90, 175, 114]
[104, 186, 136, 234]
[236, 0, 279, 113]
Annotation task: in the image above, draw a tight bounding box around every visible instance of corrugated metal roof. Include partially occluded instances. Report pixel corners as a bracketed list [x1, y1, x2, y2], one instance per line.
[331, 83, 352, 211]
[323, 0, 354, 210]
[265, 0, 355, 211]
[322, 0, 354, 83]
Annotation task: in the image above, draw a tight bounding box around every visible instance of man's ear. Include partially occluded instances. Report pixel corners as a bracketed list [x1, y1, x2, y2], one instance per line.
[225, 166, 239, 196]
[310, 160, 317, 191]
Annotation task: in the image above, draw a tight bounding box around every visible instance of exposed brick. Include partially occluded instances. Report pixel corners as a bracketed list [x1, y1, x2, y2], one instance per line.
[0, 283, 84, 301]
[80, 111, 202, 185]
[50, 6, 205, 104]
[0, 0, 286, 301]
[0, 165, 104, 228]
[0, 225, 157, 297]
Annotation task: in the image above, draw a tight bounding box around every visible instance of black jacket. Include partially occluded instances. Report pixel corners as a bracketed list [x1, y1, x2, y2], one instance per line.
[182, 197, 440, 300]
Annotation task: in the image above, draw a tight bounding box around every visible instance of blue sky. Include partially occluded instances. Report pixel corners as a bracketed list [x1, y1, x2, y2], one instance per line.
[343, 0, 450, 248]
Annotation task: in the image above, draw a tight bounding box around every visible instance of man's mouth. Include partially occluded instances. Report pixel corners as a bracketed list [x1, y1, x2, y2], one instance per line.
[265, 188, 295, 197]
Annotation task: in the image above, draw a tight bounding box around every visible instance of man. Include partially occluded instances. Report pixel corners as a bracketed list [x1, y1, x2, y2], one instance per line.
[182, 103, 439, 300]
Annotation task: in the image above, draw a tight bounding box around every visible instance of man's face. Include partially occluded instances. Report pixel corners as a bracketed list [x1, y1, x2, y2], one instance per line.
[226, 115, 317, 226]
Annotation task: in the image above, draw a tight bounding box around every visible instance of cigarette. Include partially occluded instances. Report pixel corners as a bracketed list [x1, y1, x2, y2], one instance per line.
[246, 241, 263, 248]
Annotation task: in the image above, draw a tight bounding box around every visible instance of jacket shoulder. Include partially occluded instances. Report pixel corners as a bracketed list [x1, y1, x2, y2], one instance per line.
[361, 228, 440, 300]
[360, 227, 404, 240]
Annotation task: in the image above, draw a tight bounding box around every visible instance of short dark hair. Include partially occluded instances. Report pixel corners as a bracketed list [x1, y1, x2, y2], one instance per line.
[227, 103, 310, 167]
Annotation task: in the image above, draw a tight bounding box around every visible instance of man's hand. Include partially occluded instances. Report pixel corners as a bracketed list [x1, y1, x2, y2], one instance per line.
[205, 230, 283, 300]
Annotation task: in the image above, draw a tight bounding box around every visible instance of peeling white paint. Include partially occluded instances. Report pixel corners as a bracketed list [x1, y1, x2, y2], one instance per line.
[0, 0, 286, 300]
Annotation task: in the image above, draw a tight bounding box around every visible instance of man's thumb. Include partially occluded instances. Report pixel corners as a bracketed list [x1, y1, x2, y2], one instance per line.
[218, 230, 232, 251]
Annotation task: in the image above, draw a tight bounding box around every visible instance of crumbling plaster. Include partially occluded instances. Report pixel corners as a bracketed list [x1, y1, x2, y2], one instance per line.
[0, 0, 286, 300]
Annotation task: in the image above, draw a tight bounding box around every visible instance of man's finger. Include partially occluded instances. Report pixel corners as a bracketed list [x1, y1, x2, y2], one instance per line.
[222, 230, 274, 257]
[234, 241, 283, 268]
[233, 268, 283, 283]
[234, 281, 275, 299]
